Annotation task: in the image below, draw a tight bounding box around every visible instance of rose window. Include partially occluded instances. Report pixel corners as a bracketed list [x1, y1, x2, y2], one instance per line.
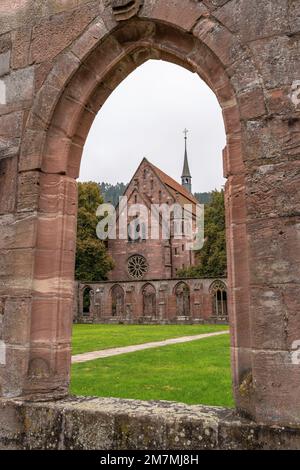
[127, 255, 148, 279]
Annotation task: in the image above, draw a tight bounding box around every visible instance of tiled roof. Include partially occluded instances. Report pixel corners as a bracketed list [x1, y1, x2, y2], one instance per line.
[148, 161, 199, 206]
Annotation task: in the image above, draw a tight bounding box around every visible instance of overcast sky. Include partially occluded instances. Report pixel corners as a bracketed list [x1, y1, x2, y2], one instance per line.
[80, 60, 226, 193]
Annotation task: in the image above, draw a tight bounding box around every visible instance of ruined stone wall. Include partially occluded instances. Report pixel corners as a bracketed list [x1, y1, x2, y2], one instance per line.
[1, 397, 300, 450]
[0, 0, 299, 430]
[75, 278, 228, 324]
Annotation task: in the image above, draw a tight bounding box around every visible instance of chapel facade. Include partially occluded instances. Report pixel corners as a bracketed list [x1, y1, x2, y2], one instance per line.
[107, 155, 199, 282]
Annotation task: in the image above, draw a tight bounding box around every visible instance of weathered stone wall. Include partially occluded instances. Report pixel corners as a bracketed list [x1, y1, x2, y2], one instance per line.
[0, 0, 299, 430]
[75, 278, 228, 324]
[1, 397, 300, 450]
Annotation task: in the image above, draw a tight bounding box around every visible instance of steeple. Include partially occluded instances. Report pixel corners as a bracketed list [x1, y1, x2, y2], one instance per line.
[181, 128, 192, 193]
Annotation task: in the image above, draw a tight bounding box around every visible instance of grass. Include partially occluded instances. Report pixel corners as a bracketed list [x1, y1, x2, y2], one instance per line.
[71, 323, 229, 355]
[71, 334, 233, 407]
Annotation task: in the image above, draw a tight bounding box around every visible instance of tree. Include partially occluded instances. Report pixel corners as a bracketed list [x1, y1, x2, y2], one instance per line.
[177, 189, 227, 278]
[99, 182, 127, 207]
[194, 192, 212, 204]
[75, 182, 114, 281]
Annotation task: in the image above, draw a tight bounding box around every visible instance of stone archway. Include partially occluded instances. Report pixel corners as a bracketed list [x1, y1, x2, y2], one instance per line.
[210, 280, 228, 321]
[110, 284, 125, 318]
[142, 283, 156, 319]
[0, 0, 299, 427]
[82, 286, 94, 317]
[175, 282, 191, 318]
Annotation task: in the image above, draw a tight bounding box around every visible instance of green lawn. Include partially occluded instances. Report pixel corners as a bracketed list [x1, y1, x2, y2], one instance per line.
[71, 324, 229, 355]
[71, 334, 233, 407]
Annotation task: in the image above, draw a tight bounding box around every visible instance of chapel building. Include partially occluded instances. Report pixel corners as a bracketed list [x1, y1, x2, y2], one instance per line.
[108, 141, 198, 282]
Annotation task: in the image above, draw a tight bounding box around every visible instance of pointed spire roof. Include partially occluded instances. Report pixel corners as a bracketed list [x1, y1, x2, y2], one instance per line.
[181, 128, 191, 178]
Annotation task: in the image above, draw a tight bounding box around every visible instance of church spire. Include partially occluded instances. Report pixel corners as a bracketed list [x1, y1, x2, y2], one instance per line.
[181, 128, 192, 193]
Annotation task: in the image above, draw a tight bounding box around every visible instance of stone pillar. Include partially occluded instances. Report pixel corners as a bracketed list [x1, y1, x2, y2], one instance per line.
[21, 174, 77, 399]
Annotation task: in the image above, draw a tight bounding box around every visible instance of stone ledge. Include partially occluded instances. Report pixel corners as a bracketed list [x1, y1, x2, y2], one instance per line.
[0, 396, 300, 450]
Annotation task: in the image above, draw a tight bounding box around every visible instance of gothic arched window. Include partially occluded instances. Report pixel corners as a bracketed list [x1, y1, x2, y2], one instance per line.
[175, 282, 190, 317]
[142, 283, 156, 318]
[210, 280, 228, 319]
[111, 285, 125, 317]
[82, 286, 93, 316]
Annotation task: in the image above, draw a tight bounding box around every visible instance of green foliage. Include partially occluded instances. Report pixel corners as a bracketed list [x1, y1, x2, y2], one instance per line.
[178, 189, 227, 278]
[99, 182, 127, 207]
[75, 182, 114, 282]
[194, 192, 213, 204]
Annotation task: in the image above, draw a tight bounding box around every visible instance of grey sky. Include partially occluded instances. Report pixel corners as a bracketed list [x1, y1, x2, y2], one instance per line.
[80, 60, 226, 193]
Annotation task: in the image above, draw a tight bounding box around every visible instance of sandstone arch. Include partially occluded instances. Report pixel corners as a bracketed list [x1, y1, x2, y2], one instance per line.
[142, 283, 156, 318]
[110, 284, 125, 318]
[0, 0, 299, 427]
[174, 282, 191, 318]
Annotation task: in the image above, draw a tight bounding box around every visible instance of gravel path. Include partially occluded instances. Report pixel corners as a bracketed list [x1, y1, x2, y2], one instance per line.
[72, 330, 229, 364]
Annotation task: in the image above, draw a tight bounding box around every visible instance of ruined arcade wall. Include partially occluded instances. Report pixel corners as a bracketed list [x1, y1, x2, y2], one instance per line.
[75, 278, 228, 324]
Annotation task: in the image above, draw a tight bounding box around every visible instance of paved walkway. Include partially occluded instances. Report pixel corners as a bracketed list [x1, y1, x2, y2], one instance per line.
[72, 330, 229, 364]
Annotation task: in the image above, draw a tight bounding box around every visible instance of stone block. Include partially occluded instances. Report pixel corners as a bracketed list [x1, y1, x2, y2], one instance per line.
[29, 4, 99, 63]
[242, 117, 300, 167]
[102, 56, 137, 91]
[0, 51, 10, 77]
[0, 32, 11, 55]
[252, 349, 300, 426]
[247, 216, 300, 285]
[154, 22, 195, 58]
[193, 17, 244, 67]
[41, 129, 71, 174]
[249, 36, 300, 89]
[113, 19, 156, 46]
[3, 297, 31, 346]
[250, 285, 300, 351]
[222, 103, 241, 134]
[140, 0, 209, 32]
[246, 161, 300, 219]
[17, 171, 40, 213]
[0, 156, 18, 214]
[39, 174, 77, 216]
[214, 0, 289, 43]
[71, 18, 108, 60]
[3, 67, 34, 105]
[19, 129, 46, 172]
[30, 297, 65, 344]
[226, 53, 260, 95]
[83, 36, 124, 81]
[11, 27, 31, 69]
[0, 111, 23, 138]
[34, 248, 75, 286]
[1, 346, 28, 398]
[0, 213, 37, 251]
[238, 87, 266, 120]
[36, 213, 76, 252]
[288, 0, 300, 34]
[66, 142, 84, 179]
[225, 174, 247, 225]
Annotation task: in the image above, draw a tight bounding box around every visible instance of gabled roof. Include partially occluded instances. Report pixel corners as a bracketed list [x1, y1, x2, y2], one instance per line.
[147, 159, 198, 206]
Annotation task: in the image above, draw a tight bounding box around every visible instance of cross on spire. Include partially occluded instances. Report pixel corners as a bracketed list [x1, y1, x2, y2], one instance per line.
[183, 128, 189, 140]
